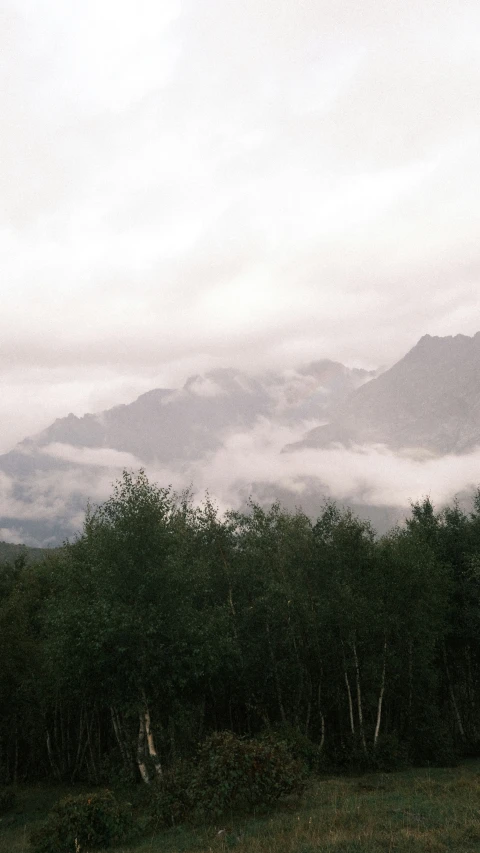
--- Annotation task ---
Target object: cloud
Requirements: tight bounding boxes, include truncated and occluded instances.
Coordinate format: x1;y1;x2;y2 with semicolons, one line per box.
187;377;226;398
0;0;479;454
145;420;480;515
0;527;25;545
0;470;69;523
40;443;143;469
3;414;480;546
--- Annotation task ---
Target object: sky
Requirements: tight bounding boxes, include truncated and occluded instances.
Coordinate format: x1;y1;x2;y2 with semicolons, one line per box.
1;0;480;454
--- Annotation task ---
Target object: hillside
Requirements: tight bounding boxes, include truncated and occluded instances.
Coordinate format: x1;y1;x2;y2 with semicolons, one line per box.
0;541;50;564
290;333;480;454
3;332;480;548
0;361;373;546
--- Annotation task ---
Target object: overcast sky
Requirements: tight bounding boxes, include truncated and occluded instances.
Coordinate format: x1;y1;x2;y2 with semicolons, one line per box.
1;0;479;453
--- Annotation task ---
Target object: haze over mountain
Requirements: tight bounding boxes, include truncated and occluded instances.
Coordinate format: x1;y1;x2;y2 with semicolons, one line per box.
2;332;480;548
1;0;479;464
291;333;480;455
0;360;374;546
19;361;373;464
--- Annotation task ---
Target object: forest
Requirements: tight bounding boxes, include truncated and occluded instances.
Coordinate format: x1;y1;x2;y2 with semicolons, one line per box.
2;469;480;787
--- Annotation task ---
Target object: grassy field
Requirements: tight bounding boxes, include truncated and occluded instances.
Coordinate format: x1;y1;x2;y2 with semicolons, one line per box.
3;761;480;853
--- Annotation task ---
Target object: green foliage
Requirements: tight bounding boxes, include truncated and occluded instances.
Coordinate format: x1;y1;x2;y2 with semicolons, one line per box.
146;733;306;827
5;471;480;785
260;726;323;771
146;761;194;827
188;731;306;818
0;787;15;813
29;790;137;853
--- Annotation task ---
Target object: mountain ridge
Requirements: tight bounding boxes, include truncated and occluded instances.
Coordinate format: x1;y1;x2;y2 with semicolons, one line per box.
0;359;375;546
289;332;480;455
2;333;480;547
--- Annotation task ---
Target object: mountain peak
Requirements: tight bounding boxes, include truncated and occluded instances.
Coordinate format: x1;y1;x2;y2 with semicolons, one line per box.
2;334;479;547
414;331;480;348
0;358;369;546
291;331;480;455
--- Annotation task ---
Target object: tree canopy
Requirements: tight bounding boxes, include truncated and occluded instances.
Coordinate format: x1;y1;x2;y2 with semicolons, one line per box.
2;471;480;783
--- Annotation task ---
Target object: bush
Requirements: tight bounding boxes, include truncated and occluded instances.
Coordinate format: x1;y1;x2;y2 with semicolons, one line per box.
147;761;193;828
145;732;307;827
0;787;15;813
261;725;323;770
188;731;306;819
30;790;137;853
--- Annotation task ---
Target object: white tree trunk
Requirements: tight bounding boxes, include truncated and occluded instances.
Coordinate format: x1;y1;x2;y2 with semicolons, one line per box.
352;639;367;753
144;707;163;779
373;638;387;749
137;713;151;784
344;670;355;735
341;643;355;735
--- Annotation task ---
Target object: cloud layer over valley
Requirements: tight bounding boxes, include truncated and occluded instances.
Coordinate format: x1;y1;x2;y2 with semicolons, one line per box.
2;332;480;546
3;399;480;546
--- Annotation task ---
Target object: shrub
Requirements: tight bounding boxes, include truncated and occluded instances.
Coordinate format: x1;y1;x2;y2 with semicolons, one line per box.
188;731;306;819
145;732;307;827
261;725;323;770
0;787;15;814
146;761;194;828
30;790;137;853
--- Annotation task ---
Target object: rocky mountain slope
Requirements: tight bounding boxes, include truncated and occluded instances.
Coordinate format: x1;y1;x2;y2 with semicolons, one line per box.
290;334;480;455
0;361;373;546
3;332;480;548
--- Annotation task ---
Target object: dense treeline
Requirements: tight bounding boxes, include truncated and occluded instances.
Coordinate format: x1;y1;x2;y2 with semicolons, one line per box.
2;470;480;784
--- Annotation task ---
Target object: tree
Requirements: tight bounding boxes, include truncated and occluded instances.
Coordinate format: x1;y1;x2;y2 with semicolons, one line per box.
45;471;206;782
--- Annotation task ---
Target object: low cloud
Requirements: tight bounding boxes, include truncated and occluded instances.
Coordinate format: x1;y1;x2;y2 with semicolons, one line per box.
41;443;143;469
187;377;226;398
3;418;480;546
0;527;25;545
148;420;480;516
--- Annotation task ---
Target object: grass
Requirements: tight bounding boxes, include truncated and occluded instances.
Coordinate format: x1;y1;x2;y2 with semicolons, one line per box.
3;762;480;853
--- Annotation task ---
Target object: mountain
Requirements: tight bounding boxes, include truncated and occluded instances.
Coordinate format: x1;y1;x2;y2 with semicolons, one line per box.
0;361;374;546
290;333;480;455
3;332;480;549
